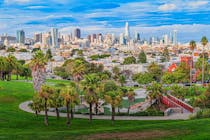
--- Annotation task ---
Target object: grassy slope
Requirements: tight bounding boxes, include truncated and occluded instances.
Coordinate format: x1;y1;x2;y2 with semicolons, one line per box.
0;81;210;140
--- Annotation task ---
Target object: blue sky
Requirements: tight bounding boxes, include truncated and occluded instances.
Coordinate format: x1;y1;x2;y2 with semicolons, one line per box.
0;0;210;42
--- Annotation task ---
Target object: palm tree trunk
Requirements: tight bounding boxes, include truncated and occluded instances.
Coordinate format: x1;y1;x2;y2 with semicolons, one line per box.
190;52;192;86
55;108;59;119
112;106;115;125
202;47;205;86
70;107;74;119
89;103;92;122
16;74;19;80
66;102;71;127
127;102;130;114
35;110;38;117
95;102;98;115
44;98;48;126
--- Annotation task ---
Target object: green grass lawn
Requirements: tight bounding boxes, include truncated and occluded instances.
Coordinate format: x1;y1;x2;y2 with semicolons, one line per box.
0;80;210;140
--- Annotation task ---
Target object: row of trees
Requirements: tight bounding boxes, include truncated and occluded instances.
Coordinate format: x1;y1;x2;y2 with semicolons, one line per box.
31;79;135;126
0;55;31;81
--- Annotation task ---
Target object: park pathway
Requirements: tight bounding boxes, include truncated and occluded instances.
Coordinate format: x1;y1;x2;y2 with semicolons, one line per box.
19;101;192;120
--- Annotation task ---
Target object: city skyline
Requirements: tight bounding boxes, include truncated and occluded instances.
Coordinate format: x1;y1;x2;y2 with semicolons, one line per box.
0;0;210;42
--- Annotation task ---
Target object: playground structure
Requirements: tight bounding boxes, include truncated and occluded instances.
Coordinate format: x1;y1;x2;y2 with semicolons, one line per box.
161;94;194;113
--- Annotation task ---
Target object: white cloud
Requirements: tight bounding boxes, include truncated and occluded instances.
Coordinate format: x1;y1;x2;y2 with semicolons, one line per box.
4;0;31;4
188;1;208;8
27;6;48;9
158;3;177;11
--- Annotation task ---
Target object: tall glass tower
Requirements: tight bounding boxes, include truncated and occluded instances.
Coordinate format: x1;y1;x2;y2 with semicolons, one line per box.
16;30;25;44
51;28;58;48
173;30;177;45
125;22;130;40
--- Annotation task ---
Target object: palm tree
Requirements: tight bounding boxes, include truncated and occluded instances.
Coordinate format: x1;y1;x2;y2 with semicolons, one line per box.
39;85;54;126
65;59;86;82
201;36;208;86
61;87;79;126
82;74;102;117
104;90;122;124
146;82;164;110
30;50;48;92
84;85;97;122
49;88;63;119
0;57;7;80
30;94;44;117
6;55;17;81
189;40;196;86
127;89;135;114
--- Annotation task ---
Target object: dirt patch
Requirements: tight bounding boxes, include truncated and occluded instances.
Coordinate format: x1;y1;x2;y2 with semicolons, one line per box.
77;130;181;140
0;96;17;103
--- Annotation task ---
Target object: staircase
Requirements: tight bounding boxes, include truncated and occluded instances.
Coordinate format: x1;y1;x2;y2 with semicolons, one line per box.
161;94;194;113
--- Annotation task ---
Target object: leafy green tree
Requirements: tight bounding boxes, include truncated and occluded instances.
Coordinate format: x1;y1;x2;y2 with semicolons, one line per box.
170;85;187;100
6;47;16;52
162;47;170;62
133;72;153;84
119;75;126;87
147;62;162;82
138;50;147;63
123;56;136;64
161;72;176;84
173;62;190;83
18;48;28;52
20;65;31;80
46;49;53;60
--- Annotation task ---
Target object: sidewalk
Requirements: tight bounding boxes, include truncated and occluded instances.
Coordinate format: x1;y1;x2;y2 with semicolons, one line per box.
19;101;191;120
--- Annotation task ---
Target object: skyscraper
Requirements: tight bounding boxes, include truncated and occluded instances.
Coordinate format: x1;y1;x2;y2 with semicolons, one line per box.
125;22;130;40
120;33;126;45
173;30;177;45
51;28;58;48
16;30;25;44
134;31;140;42
34;33;42;43
74;28;81;39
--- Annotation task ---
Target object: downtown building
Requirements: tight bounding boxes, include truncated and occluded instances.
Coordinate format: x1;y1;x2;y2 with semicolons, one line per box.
16;30;25;44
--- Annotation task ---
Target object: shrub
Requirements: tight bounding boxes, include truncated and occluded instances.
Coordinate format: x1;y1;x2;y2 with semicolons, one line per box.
190;109;210;119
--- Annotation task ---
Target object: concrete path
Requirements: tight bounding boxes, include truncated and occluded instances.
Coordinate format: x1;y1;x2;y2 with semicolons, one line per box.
19;101;191;120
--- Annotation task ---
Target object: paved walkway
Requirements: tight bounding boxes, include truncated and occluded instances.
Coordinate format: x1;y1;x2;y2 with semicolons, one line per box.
19;101;192;120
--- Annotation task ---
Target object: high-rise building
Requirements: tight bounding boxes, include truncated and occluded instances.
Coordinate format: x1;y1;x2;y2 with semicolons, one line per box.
74;28;81;39
173;30;177;45
125;22;130;40
34;33;42;43
16;30;25;44
91;34;97;43
42;32;51;48
134;32;140;42
51;28;58;48
163;34;169;45
120;33;126;45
